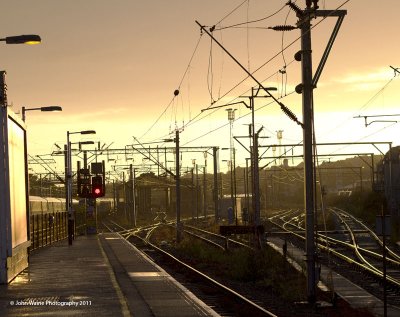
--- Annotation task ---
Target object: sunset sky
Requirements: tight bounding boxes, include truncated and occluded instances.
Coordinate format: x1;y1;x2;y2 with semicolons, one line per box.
1;0;399;175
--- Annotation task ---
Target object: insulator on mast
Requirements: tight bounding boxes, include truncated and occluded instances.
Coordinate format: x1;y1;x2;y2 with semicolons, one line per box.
269;25;297;31
286;0;303;16
279;102;303;128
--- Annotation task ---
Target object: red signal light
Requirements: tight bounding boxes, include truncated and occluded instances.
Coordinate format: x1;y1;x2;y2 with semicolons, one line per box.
91;176;104;198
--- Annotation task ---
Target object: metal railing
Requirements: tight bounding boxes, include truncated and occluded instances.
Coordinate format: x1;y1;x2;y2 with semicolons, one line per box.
30;211;68;251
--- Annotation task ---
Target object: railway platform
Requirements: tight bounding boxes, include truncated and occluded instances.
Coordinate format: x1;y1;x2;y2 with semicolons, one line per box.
268;236;400;317
0;233;219;317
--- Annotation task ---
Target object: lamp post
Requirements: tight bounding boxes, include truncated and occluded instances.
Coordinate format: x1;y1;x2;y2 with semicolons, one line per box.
191;159;196;221
22;105;62;245
22;106;62;122
222;148;237;225
22;106;62;196
226;108;237;225
66;130;96;245
0;34;41;45
0;33;41;284
203;151;208;220
130;165;137;227
247;86;277;227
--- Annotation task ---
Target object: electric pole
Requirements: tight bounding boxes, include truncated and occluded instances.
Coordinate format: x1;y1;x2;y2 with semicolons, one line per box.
175;129;182;243
299;3;316;303
197;0;346;303
271;0;346;303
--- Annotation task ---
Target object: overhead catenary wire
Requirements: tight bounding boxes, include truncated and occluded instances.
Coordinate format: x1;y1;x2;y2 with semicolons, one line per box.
196;20;303;127
190;0;350;119
207;35;215;104
178;0;351;146
139;35;203;140
142;2;297;143
185;59;297;128
356;77;396;114
183;90;297;147
269;76;398;172
214;3;287;31
279;4;293;97
214;0;250;26
150;54;298;146
246;0;251;72
320;74;398;144
142;0;351;148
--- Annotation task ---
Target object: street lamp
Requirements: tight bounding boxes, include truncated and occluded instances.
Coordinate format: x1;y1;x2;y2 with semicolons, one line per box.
23;105;61;203
226;108;237;224
66;130;96;245
22;106;62;121
222;148;237;225
0;34;41;45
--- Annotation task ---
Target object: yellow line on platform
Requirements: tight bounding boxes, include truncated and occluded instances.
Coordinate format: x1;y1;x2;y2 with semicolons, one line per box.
97;236;131;317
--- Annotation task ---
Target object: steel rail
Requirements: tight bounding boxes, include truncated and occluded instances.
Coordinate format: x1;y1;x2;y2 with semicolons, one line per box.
104;220;277;317
332;207;400;263
184;224;252;249
268;213;400;289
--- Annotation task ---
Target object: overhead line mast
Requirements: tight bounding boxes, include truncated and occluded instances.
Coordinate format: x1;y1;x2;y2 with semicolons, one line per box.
201;0;346;303
269;0;346;303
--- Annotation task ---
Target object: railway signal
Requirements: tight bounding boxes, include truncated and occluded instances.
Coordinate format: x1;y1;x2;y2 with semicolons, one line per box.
77;166;91;198
91;175;105;198
77;160;106;198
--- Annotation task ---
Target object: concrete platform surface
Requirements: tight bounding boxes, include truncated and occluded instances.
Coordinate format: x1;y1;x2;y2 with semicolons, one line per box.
0;234;219;317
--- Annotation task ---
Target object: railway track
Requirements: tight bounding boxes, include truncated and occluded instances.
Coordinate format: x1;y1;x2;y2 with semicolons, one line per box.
183;224;253;251
102;220;278;317
268;208;400;306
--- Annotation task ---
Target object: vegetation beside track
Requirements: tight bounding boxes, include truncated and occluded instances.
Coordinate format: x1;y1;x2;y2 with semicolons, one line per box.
152;225;312;302
148;224;375;316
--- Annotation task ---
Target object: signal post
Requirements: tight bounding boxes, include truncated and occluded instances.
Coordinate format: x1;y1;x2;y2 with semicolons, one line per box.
77;159;106;234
